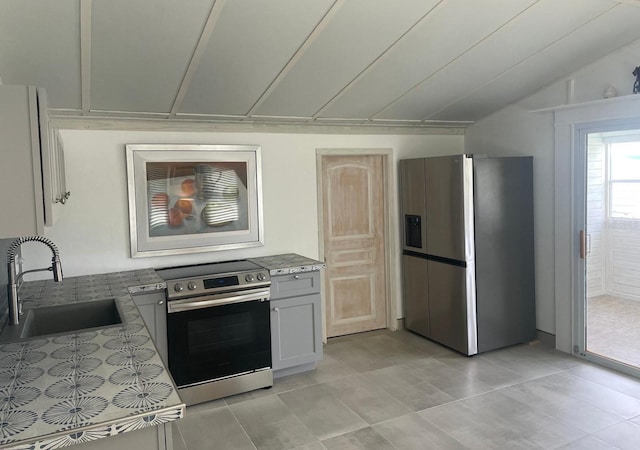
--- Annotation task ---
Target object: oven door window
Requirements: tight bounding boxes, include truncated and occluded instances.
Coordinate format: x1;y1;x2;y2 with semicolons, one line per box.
167;299;271;387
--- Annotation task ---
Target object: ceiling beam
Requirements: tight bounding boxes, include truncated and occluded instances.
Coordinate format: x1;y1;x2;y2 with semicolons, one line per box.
244;0;346;119
369;0;542;122
169;0;227;118
615;0;640;7
50;114;467;135
311;0;449;121
80;0;92;114
422;3;620;121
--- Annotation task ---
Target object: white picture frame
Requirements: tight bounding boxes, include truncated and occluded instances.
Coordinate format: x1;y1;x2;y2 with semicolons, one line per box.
125;144;264;258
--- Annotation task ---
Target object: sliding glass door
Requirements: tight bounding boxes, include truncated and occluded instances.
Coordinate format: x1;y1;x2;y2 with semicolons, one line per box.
576;120;640;376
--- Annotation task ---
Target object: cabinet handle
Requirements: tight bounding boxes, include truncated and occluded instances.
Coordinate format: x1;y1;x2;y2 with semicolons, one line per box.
158;300;164;305
293;275;300;279
272;307;279;312
55;191;71;205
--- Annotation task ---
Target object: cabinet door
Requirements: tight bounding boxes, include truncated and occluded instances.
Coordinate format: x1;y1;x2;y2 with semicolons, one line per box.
0;85;45;237
132;291;168;365
0;86;66;236
271;294;322;371
69;423;169;450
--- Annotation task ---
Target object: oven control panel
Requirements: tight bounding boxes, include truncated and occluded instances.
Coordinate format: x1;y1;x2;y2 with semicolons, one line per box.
166;270;271;300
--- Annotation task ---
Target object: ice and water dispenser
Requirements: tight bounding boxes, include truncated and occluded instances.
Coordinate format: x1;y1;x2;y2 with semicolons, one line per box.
405;215;422;249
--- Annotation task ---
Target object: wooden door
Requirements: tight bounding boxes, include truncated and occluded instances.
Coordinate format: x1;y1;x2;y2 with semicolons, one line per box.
321;155;387;337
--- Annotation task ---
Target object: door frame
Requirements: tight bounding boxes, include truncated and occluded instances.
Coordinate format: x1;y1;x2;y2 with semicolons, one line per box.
554;94;640;355
316;148;398;342
572;117;640;378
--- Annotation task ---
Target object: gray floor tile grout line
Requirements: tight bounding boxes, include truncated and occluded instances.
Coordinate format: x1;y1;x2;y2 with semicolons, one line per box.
175;329;640;449
228;407;258;450
566;364;640;400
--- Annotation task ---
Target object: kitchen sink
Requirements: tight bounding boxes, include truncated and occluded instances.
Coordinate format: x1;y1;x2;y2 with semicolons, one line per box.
0;298;124;342
21;298;123;339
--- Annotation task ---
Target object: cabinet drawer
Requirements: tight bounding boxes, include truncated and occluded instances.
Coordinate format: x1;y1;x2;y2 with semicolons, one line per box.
270;271;321;300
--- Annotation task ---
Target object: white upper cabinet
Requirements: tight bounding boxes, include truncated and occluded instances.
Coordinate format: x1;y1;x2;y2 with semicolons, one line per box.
0;85;68;238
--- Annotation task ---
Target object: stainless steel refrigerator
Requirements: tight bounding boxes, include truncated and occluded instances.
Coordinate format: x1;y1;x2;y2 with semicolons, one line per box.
400;154;535;355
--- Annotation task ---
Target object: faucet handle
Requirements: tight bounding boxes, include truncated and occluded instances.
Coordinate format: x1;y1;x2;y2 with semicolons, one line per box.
52;257;63;282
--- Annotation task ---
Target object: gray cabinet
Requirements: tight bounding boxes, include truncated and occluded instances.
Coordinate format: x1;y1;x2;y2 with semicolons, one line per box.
70;423;172;450
0;85;68;238
132;290;168;366
270;272;323;377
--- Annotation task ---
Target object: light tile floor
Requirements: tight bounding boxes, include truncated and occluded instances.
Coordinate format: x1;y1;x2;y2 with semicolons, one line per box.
172;329;640;449
587;295;640;369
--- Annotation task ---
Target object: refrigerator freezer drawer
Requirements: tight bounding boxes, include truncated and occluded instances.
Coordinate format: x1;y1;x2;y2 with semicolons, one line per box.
402;255;430;338
428;261;477;355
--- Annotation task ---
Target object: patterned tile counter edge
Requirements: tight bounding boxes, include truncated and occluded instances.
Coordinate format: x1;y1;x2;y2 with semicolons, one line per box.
0;269;185;450
4;406;183;450
248;253;326;275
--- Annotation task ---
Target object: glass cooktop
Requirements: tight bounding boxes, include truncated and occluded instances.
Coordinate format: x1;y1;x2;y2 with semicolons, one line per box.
155;260;263;280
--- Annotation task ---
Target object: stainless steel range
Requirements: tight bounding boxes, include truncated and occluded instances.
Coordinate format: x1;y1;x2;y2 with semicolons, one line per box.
156;260;272;406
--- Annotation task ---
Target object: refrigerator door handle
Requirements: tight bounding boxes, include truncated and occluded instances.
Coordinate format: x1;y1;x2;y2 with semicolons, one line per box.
579;230;586;259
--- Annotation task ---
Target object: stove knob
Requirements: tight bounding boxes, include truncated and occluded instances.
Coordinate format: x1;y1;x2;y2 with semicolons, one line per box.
257;272;266;281
245;274;255;282
187;281;197;290
174;283;184;292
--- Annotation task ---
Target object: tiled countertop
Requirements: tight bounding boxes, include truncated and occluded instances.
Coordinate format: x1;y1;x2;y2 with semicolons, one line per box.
248;253;326;275
0;269;184;450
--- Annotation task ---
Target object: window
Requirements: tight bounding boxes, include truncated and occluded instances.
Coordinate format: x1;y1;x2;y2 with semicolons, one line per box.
609;141;640;219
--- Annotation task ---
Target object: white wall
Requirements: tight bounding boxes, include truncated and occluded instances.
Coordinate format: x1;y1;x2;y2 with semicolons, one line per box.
465;39;640;346
520;40;640;111
25;128;463;319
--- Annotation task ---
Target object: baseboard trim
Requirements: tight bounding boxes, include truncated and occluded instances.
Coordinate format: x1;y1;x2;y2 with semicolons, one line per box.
273;362;317;379
395;319;555;348
535;329;556;347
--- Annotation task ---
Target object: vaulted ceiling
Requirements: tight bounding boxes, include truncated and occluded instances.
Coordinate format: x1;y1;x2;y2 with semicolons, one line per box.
2;0;640;128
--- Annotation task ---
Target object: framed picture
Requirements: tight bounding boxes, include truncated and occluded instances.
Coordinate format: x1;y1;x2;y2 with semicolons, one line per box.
125;144;264;257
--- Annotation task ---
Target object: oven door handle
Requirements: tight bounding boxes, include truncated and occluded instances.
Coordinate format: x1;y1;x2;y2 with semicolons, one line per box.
167;288;271;313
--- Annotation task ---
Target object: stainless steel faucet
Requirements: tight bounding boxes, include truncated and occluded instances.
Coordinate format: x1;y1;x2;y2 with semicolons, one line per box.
6;236;63;325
